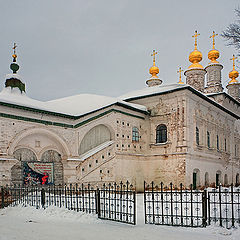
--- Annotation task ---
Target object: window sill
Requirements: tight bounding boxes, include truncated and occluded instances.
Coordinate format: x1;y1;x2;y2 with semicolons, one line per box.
150;142;170;147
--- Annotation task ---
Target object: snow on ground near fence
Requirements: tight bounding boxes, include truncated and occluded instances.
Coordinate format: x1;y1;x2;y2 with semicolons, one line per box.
0;195;240;240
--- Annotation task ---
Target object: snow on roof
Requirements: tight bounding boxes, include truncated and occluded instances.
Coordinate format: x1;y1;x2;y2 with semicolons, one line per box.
0;87;147;117
0;87;48;110
46;94;147;116
119;83;188;100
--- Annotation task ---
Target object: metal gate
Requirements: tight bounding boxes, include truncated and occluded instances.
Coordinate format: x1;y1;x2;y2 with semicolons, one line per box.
97;181;136;225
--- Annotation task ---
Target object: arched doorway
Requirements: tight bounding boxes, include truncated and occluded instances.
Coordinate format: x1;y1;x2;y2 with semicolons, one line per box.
12;148;37;185
41;150;63;185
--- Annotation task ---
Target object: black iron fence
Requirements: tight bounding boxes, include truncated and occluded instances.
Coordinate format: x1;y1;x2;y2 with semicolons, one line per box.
144;181;240;228
97;181;136;225
208;185;240;228
0;181;136;225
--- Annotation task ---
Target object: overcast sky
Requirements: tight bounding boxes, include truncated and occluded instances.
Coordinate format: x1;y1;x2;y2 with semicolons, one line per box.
0;0;239;101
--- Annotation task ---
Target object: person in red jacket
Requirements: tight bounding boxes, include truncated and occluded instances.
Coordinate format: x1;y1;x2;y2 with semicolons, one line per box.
42;172;48;185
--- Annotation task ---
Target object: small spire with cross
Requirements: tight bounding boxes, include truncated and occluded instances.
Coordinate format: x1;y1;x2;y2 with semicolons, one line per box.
151;49;157;66
12;43;17;62
210;31;218;49
192;30;200;50
177;67;184;84
230;54;237;70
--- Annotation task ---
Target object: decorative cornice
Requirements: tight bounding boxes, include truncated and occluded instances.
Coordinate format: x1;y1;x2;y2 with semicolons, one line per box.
0;108;145;129
124;86;240;119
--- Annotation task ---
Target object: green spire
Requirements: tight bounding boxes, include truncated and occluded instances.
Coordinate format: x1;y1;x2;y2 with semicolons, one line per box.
10;43;20;73
5;43;25;92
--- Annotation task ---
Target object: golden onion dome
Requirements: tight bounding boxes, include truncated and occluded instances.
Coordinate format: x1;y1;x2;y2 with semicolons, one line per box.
188;49;203;69
228;55;239;84
208;49;219;63
229;70;239;83
149;65;159;78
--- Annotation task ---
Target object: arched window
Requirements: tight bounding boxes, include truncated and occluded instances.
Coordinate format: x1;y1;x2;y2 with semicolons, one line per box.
193;168;200;190
196;127;199;145
207;131;210;148
205;172;209;187
132;127;139;142
79;125;111;155
156;124;167;143
236;173;240;186
224;174;228;186
216;170;221;186
217;135;219;151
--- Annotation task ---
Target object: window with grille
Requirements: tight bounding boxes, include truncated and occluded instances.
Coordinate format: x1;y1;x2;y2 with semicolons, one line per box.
156;124;167;143
132;127;139;142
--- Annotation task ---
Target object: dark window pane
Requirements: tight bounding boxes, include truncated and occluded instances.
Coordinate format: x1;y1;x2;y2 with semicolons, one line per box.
156;124;167;143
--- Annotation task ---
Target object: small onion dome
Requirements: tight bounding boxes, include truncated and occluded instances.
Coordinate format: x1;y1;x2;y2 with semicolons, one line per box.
229;69;239;84
208;49;220;63
149;65;159;78
188;49;203;69
10;62;19;74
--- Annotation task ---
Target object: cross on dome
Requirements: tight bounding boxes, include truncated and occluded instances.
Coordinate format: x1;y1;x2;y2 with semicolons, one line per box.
192;30;200;50
231;54;237;70
12;43;17;62
210;31;218;49
151;50;157;65
177;67;184;84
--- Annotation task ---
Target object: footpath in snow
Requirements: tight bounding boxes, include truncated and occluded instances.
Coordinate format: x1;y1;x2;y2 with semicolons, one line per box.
0;194;239;240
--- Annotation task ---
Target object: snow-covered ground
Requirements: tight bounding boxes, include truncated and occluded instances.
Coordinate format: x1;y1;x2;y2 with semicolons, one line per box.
0;195;239;240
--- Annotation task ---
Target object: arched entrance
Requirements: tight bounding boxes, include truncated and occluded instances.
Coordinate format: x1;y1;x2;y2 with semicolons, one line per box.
11;148;63;186
41;150;63;185
12;148;37;185
9;127;69;185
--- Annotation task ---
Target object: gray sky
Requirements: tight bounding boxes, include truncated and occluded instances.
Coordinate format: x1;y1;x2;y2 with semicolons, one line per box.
0;0;239;101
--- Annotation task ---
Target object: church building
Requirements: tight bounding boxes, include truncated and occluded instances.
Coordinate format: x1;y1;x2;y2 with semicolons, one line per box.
0;31;240;191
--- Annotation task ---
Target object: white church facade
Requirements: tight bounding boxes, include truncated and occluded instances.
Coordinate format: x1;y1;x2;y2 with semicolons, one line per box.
0;32;240;191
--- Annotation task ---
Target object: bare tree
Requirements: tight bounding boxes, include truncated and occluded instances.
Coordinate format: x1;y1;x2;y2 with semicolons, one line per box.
222;9;240;55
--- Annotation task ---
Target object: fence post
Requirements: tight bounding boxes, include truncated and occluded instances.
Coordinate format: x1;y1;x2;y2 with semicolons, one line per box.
1;186;4;208
143;181;147;224
170;182;173;225
151;181;155;224
180;183;183;226
97;188;101;218
202;189;207;227
133;188;136;225
219;184;222;227
231;184;234;228
41;188;45;208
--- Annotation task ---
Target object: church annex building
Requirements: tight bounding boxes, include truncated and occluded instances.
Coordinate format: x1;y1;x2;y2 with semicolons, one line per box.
0;32;240;191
